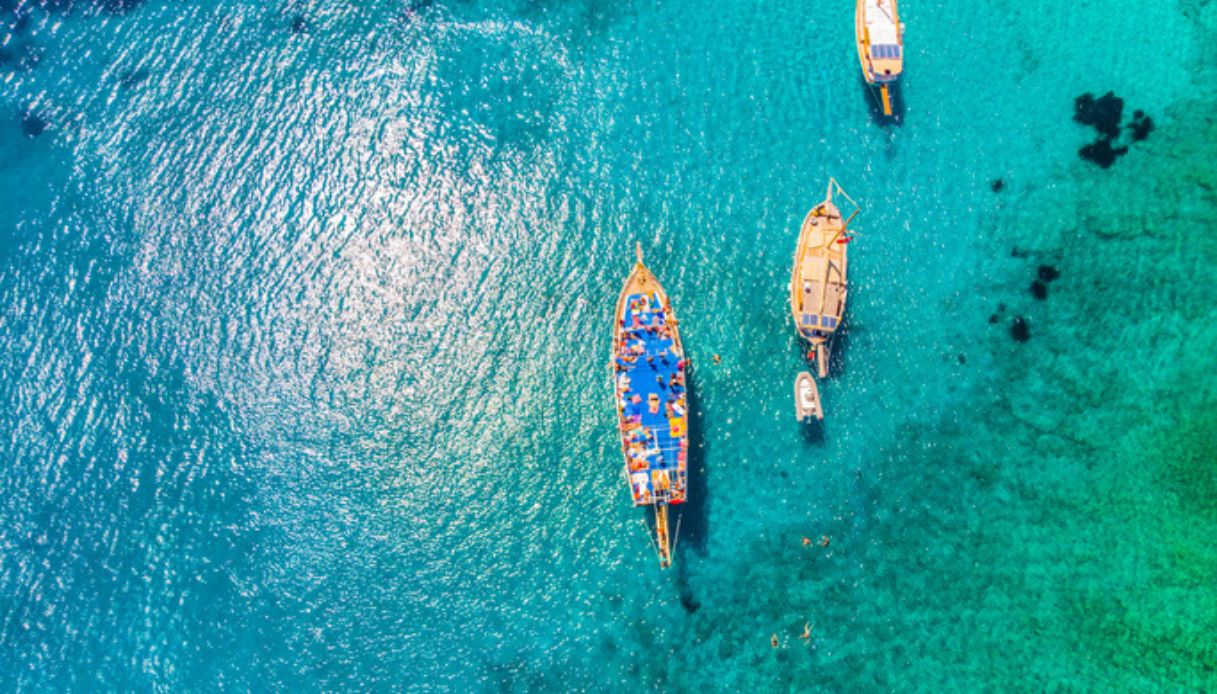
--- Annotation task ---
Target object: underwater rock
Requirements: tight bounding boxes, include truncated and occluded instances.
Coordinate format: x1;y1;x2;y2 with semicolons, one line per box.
1079;138;1128;169
991;179;1004;193
1074;91;1123;139
1010;316;1030;343
1030;280;1048;300
21;110;47;138
957;353;967;365
1128;110;1154;142
1037;264;1060;282
289;14;309;34
679;593;701;613
4;43;42;71
8;12;31;35
1073;92;1153;168
988;313;999;324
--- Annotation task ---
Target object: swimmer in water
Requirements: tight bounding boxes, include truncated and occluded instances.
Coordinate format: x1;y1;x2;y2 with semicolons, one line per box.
800;622;811;641
802;537;812;547
770;633;779;648
712;354;722;365
819;535;830;547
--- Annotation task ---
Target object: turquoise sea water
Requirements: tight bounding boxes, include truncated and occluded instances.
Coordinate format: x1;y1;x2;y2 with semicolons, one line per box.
2;0;1215;690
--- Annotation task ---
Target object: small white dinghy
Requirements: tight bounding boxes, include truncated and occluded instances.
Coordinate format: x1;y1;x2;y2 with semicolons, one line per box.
794;371;823;422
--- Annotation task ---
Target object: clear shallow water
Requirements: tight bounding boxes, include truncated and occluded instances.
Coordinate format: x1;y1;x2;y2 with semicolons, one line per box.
1;0;1215;690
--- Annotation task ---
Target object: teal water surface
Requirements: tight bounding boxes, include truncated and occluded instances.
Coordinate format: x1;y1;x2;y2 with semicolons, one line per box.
2;0;1215;690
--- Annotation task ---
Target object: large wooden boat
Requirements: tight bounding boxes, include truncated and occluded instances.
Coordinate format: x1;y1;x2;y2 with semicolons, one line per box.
790;179;859;378
611;244;688;569
855;0;904;116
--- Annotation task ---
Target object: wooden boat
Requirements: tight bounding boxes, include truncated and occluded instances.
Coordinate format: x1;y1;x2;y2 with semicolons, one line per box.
611;243;688;569
855;0;904;116
790;179;859;378
794;371;823;422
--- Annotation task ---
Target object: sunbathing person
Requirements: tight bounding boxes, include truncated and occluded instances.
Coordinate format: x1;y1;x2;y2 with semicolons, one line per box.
647;394;661;414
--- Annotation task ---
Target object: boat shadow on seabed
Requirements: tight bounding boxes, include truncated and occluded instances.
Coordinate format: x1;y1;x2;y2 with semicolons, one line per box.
671;375;709;612
861;77;905;127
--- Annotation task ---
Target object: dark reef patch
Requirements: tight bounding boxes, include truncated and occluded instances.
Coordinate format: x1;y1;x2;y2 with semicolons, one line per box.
1037;264;1060;282
1030;280;1048;300
988;313;999;324
1079;138;1128;169
406;0;435;15
1074;91;1123;138
1128;110;1154;142
8;10;30;34
679;591;701;614
1010;316;1030;343
392;0;435;26
1;43;42;72
289;14;309;34
117;68;150;88
1073;91;1152;168
991;178;1005;193
20;109;47;138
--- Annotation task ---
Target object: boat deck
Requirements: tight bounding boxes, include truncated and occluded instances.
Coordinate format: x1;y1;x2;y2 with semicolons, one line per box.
792;201;849;343
864;0;899;45
614;291;688;506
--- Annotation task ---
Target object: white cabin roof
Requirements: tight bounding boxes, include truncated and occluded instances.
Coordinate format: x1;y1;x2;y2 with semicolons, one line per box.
864;0;899;45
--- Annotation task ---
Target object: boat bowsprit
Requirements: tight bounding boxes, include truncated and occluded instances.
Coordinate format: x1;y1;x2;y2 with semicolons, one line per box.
611;243;689;569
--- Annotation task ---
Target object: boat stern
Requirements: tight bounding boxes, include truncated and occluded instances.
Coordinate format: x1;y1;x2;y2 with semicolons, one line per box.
866;47;903;85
